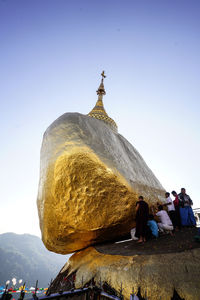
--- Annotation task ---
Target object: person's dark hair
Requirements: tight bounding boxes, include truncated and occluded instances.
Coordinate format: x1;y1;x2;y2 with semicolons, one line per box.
158;205;163;211
139;196;144;200
171;190;177;195
165;192;170;197
181;188;185;191
149;214;154;220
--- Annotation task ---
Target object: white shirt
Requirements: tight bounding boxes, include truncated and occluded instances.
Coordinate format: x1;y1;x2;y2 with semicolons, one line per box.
156;210;172;225
166;196;175;211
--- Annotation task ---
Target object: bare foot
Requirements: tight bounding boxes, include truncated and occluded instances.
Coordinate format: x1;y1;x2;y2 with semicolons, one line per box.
137;239;143;243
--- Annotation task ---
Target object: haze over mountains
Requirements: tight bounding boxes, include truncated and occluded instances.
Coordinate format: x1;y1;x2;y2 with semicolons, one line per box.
0;233;70;287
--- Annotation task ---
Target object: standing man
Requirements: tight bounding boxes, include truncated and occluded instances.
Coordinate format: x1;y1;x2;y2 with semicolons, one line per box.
163;192;177;230
135;196;149;243
178;188;196;227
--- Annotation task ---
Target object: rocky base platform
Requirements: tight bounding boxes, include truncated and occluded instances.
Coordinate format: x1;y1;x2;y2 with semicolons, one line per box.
48;228;200;300
96;227;200;256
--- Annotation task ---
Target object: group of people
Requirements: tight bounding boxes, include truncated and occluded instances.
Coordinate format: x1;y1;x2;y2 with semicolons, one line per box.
132;188;196;243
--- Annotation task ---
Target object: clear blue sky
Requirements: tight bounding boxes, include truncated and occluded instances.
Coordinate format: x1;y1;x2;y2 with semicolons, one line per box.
0;0;200;236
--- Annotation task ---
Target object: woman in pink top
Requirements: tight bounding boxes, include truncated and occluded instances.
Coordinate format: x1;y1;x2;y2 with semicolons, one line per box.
156;205;174;236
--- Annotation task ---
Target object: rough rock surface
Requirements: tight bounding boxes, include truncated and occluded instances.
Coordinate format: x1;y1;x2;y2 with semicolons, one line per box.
59;247;200;300
49;228;200;300
37;113;165;254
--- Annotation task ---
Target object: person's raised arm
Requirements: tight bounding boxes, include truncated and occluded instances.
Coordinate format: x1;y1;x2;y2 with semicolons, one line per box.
136;203;139;212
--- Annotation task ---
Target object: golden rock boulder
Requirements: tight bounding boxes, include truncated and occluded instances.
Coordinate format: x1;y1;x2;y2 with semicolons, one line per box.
37;112;165;254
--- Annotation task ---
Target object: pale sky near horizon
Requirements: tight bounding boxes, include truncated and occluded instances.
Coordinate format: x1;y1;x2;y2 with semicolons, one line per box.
0;0;200;237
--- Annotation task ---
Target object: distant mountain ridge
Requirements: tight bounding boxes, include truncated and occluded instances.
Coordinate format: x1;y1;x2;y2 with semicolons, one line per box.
0;233;70;287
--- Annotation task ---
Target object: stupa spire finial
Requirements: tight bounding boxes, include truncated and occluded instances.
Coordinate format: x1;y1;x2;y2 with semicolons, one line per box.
97;71;106;97
88;71;118;132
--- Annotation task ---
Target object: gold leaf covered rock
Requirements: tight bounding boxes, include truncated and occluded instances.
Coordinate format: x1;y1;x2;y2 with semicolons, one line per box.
37;111;165;254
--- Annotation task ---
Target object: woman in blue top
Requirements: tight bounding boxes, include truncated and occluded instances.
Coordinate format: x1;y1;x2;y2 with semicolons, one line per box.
147;214;159;238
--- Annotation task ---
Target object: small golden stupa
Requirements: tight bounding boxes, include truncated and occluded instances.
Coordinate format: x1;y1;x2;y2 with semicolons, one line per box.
88;71;118;131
